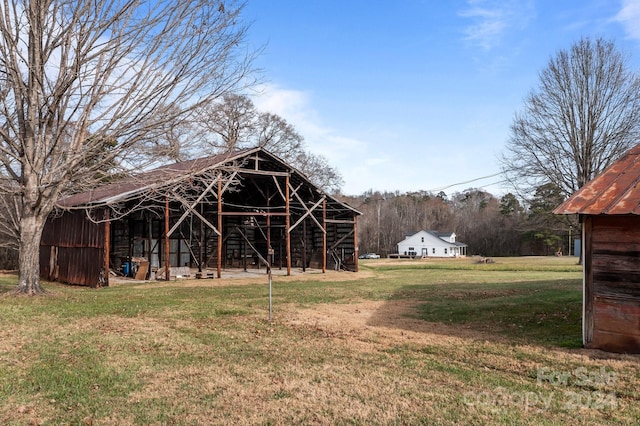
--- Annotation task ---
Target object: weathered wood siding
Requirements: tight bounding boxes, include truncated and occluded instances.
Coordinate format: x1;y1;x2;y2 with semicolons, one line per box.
585;215;640;353
40;209;106;287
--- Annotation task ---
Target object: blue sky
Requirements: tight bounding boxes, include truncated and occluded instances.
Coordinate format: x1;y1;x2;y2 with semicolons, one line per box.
243;0;640;196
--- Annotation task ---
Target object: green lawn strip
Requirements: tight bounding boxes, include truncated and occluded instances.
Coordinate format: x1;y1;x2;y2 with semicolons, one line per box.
408;279;582;347
368;256;582;274
25;333;138;419
374;262;582;273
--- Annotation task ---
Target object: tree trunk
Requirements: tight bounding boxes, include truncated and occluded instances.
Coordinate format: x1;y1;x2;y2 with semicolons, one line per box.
15;212;47;295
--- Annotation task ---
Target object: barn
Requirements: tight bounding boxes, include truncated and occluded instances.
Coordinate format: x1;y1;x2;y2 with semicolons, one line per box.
554;144;640;353
40;147;361;287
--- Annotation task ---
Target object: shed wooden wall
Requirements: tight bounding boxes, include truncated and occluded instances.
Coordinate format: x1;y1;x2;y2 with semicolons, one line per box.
584;215;640;353
40;209;107;287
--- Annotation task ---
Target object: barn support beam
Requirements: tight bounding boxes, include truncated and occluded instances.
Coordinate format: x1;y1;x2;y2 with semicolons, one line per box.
172;192;220;236
322;199;327;273
267;189;272;267
288;195;325;234
353;213;359;272
127;218;133;274
302;219;307;272
234;226;269;267
286;175;291;276
217;175;223;279
166;176;219;238
272;175;285;201
104;208;110;287
219;211;288;217
330;228;354;250
199;203;204;273
147;213;153;269
164;196;170;281
325;219;356;224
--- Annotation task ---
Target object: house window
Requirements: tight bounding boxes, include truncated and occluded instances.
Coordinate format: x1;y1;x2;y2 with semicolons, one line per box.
421;237;424;242
409;247;414;251
444;248;448;254
432;248;435;254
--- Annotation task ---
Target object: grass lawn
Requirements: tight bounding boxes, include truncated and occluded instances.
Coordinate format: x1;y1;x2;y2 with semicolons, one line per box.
0;256;638;425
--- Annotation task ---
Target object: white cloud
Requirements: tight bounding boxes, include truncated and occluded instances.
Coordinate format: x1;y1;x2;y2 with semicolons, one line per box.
252;84;313;122
614;0;640;40
252;84;329;148
250;84;509;195
364;157;388;167
459;0;534;50
251;83;376;193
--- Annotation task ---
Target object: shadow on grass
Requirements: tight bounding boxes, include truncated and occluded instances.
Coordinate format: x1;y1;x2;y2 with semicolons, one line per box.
0;272;17;294
367;278;583;349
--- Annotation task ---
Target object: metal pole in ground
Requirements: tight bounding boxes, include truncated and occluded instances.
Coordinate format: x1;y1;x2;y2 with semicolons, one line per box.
268;247;274;322
268;267;272;322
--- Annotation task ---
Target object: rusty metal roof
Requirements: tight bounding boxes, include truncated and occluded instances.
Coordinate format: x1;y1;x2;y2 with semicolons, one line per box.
57;147;361;216
58;148;257;208
554;144;640;215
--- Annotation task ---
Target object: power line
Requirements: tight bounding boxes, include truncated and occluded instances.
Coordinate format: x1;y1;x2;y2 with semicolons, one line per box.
427;172;504;192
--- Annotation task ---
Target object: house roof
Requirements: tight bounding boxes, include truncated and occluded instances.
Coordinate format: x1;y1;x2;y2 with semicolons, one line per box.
57;147;361;215
433;231;454;239
554;144;640;215
405;230;453;238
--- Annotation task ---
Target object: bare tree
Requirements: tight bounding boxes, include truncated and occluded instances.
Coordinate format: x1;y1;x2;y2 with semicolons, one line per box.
0;0;255;294
502;37;640;197
290;150;343;193
255;112;303;163
191;94;343;192
194;93;258;152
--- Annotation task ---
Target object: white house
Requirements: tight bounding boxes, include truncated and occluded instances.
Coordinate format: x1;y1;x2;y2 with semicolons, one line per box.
396;231;467;258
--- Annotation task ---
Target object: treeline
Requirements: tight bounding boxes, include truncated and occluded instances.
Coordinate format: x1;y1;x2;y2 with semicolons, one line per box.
0;183;575;271
340;183;577;257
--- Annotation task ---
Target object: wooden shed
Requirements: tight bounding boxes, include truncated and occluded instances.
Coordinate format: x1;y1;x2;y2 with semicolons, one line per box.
554;144;640;353
40;147;361;287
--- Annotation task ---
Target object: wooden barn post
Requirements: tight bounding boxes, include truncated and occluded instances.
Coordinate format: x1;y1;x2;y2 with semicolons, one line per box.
267;189;272;265
199;203;204;273
104;208;110;286
147;214;152;266
164;196;170;281
217;174;223;279
353;213;359;272
285;174;291;276
322;198;327;273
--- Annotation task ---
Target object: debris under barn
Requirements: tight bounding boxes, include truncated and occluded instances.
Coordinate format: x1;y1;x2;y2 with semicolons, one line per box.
40;148;361;287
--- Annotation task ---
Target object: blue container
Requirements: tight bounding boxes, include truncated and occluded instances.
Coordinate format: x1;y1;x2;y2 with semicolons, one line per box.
122;261;130;276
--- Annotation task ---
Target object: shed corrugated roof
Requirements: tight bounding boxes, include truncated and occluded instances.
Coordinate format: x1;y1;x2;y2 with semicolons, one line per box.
554;144;640;215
